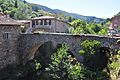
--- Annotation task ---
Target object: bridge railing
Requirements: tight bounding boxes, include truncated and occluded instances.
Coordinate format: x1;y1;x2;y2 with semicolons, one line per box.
20;32;115;38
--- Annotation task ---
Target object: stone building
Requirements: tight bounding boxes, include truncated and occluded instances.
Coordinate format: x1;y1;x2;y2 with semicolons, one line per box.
25;16;71;33
108;16;120;36
0;14;72;69
0;13;22;68
17;20;31;33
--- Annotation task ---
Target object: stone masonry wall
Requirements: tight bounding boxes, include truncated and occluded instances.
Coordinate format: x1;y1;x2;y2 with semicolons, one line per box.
19;33;119;64
0;25;21;69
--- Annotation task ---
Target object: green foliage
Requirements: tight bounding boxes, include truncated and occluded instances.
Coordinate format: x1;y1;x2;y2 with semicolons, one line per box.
80;40;102;70
98;29;108;35
107;50;120;80
70;19;109;35
70;20;86;34
35;60;41;70
46;44;86;80
79;40;109;80
79;50;85;55
0;0;32;19
109;62;120;70
81;40;101;54
70;19;86;27
67;61;85;80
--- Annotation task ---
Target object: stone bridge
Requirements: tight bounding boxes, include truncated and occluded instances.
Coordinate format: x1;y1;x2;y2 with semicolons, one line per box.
19;33;119;63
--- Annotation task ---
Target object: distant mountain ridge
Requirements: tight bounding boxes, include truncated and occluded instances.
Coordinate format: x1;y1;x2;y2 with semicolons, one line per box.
29;2;105;23
54;9;105;23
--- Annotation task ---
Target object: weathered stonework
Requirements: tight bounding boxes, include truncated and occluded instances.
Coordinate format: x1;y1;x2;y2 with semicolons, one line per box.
0;30;119;69
0;25;21;69
25;16;70;33
18;33;119;64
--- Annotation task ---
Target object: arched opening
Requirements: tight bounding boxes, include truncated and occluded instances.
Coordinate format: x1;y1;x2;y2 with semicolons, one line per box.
24;43;75;80
26;43;74;70
26;41;55;70
96;47;111;70
34;41;54;68
86;47;111;71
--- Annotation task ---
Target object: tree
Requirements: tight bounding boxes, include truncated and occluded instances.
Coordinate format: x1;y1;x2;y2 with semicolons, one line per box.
107;50;120;80
46;44;86;80
0;0;32;19
68;16;73;22
69;19;108;35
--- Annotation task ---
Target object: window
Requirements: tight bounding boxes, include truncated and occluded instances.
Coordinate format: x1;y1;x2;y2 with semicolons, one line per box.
3;33;9;39
41;20;43;25
44;20;47;25
36;20;38;25
49;20;51;25
32;20;35;27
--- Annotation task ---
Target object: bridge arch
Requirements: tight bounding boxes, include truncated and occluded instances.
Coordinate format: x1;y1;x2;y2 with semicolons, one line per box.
96;47;111;70
19;34;119;64
24;42;43;61
22;41;57;64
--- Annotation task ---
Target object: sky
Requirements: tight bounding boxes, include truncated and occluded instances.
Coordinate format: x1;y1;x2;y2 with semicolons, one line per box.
26;0;120;18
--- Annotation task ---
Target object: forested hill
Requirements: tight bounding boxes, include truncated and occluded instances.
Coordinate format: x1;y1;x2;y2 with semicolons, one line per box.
29;2;106;23
0;0;105;23
53;9;105;23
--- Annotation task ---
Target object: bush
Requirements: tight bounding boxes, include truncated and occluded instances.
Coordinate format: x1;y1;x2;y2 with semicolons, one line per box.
46;44;86;80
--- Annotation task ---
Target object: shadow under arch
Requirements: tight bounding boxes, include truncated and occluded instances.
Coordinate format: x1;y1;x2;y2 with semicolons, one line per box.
33;41;54;69
33;43;75;70
88;46;111;71
23;41;55;64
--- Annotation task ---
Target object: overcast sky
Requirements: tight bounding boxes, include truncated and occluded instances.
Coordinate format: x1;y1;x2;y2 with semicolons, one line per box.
26;0;120;18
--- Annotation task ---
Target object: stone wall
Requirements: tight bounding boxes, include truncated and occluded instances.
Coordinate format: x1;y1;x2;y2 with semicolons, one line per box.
0;30;119;69
0;25;21;69
25;19;70;33
55;20;69;33
19;33;119;64
111;16;120;28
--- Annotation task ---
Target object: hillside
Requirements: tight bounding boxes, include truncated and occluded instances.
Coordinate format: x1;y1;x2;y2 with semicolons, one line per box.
54;9;105;23
29;3;105;23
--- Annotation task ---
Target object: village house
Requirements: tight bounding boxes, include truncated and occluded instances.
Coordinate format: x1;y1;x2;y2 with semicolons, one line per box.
25;16;71;33
0;13;22;39
108;16;120;36
0;13;22;68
